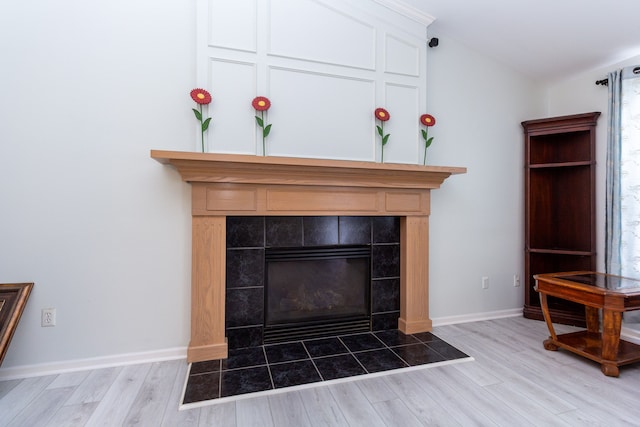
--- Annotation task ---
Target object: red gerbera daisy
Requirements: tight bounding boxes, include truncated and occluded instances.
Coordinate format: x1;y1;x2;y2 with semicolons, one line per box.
374;107;391;162
375;108;390;122
253;96;272;155
190;88;212;105
252;96;271;111
420;114;436;127
190;88;212;152
420;113;436;165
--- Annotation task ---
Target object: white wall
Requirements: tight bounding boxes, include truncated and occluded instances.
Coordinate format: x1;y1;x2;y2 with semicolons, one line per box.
0;0;544;373
0;0;195;369
425;35;544;319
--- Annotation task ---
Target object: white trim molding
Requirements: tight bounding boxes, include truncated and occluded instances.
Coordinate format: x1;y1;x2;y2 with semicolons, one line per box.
622;326;640;345
0;347;187;381
431;309;522;327
372;0;435;26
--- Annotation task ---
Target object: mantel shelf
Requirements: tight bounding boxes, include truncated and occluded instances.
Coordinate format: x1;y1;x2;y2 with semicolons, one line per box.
151;150;466;190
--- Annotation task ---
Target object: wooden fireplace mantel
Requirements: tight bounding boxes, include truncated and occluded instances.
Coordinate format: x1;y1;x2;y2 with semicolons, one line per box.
151;150;466;362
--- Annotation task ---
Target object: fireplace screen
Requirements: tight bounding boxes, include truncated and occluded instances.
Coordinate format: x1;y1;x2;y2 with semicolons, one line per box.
265;246;370;342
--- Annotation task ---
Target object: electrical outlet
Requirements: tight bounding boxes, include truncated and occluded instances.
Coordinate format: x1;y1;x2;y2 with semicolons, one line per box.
482;276;489;289
41;308;56;327
514;274;521;287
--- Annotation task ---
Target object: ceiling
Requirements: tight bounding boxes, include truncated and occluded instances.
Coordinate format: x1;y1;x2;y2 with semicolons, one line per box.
400;0;640;83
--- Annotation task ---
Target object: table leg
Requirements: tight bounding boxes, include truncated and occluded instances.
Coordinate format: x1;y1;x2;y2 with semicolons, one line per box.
601;309;622;377
585;306;600;333
539;292;558;350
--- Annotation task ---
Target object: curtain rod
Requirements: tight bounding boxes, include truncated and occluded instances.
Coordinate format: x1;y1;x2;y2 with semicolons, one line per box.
595;67;640;86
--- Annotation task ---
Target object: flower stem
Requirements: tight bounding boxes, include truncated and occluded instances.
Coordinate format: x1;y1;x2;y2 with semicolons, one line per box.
262;110;266;156
381;122;384;163
423;129;427;165
422;128;428;165
200;104;205;153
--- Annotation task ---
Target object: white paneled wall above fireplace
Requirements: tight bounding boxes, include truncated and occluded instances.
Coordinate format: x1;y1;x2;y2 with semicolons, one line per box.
197;0;432;163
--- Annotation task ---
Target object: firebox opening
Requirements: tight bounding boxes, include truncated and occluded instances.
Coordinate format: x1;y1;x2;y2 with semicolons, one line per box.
264;245;371;343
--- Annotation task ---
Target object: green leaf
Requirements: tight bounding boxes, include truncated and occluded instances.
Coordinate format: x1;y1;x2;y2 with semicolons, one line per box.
255;116;264;127
425;136;434;148
421;129;428;140
376;125;383;137
382;134;390;145
192;108;202;121
263;124;272;137
202;117;212;132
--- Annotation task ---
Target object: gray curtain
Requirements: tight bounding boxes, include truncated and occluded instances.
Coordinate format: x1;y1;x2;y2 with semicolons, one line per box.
605;69;622;275
605;66;640;277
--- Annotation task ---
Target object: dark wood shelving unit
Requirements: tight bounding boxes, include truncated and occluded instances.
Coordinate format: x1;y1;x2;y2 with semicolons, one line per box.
522;112;600;326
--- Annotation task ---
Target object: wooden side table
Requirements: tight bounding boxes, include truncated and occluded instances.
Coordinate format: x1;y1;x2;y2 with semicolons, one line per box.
534;271;640;377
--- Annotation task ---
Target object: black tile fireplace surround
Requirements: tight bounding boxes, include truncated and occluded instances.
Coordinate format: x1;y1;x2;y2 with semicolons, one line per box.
225;216;401;350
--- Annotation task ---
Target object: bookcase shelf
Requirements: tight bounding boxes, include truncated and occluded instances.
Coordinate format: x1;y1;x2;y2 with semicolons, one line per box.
522;112;600;326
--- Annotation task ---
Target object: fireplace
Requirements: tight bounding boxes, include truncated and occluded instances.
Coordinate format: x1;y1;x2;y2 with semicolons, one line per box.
225;215;401;349
264;245;371;342
150;150;465;362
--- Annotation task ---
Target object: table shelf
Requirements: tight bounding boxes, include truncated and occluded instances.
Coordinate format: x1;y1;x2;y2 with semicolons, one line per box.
548;331;640;366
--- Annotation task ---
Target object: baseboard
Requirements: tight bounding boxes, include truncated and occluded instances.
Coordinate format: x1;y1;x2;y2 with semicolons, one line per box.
0;347;187;381
431;308;522;327
432;309;640;345
0;308;534;381
621;326;640;345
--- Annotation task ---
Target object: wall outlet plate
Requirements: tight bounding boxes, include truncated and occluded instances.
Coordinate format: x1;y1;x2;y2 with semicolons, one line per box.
41;308;56;327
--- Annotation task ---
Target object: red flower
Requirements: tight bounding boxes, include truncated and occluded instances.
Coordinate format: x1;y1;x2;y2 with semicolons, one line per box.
252;96;271;111
253;96;272;155
375;108;390;122
420;114;436;127
374;108;391;162
190;88;212;105
420;113;436;165
190;88;212;152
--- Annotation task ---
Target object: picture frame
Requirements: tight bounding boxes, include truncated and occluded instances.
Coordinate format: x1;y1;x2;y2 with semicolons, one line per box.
0;283;33;366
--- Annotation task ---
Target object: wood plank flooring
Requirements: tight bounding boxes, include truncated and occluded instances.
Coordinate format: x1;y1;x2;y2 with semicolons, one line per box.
2;316;640;426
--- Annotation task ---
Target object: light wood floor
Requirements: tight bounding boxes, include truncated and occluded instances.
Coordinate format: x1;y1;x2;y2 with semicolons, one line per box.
2;316;639;426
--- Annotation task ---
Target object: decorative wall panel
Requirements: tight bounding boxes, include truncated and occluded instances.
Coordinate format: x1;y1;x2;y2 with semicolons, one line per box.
208;0;257;52
269;67;375;160
207;59;257;154
385;83;420;163
269;0;375;70
198;0;429;162
385;34;420;77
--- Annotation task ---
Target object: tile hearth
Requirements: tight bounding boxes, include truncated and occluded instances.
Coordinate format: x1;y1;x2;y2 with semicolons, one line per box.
182;329;469;406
